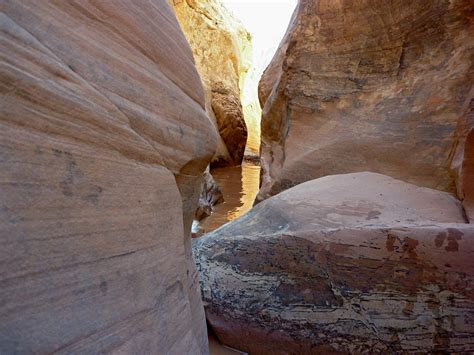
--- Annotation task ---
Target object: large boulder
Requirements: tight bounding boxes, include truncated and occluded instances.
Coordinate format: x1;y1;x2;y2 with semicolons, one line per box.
257;0;474;206
0;1;217;353
194;172;474;353
173;0;251;166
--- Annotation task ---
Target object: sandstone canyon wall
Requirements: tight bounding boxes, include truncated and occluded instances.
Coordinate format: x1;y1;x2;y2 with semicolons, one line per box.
194;172;474;353
0;1;216;353
173;0;251;166
257;0;474;210
191;2;474;352
452;91;474;222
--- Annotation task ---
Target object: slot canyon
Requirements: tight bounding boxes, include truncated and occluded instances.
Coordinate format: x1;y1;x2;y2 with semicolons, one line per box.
0;1;473;354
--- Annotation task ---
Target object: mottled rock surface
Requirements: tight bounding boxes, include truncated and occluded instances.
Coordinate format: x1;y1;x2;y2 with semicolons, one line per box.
173;0;251;166
0;1;217;353
257;0;474;205
196;168;224;221
194;172;474;354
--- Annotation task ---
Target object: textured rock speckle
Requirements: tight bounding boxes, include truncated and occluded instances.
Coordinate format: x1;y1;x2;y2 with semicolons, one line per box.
194;173;474;354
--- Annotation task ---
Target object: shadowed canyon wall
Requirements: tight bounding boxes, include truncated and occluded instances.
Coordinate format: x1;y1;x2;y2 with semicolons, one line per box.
173;0;251;166
0;1;216;353
257;0;474;213
452;91;474;222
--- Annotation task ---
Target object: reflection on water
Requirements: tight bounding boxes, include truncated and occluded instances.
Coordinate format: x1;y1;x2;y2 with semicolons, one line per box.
199;162;261;233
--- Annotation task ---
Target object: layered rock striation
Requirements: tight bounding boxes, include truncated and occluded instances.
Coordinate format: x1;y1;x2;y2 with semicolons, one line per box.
173;0;251;166
0;1;216;353
257;0;474;209
194;172;474;353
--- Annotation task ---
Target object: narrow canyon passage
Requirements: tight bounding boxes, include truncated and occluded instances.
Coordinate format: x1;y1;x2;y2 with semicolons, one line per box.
192;0;297;234
228;0;298;159
2;1;472;354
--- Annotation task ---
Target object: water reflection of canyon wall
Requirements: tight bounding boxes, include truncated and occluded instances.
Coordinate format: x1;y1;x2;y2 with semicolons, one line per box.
199;163;261;233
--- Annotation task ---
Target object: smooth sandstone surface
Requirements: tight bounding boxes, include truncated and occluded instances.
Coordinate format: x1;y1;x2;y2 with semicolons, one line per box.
1;1;216;353
194;172;474;353
257;0;474;205
173;0;251;165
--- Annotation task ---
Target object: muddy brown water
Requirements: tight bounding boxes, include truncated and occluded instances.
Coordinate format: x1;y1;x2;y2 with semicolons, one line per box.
198;161;261;234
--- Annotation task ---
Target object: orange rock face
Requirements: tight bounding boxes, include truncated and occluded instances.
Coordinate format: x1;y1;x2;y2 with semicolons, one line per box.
194;173;474;353
0;1;216;353
172;0;251;166
257;0;474;208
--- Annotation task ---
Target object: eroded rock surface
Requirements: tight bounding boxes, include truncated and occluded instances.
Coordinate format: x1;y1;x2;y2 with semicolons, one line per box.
196;168;224;221
194;172;474;354
173;0;250;166
257;0;474;205
0;1;216;353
